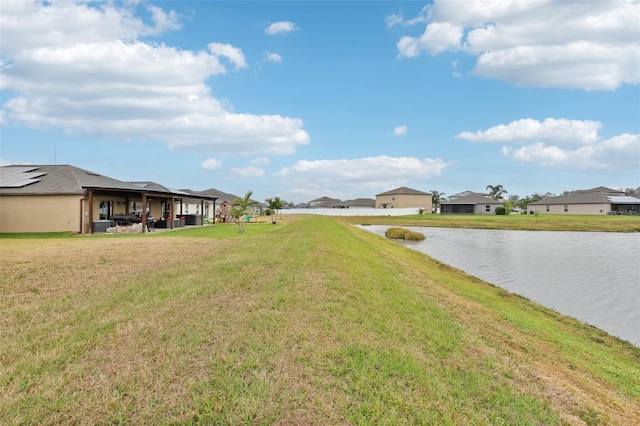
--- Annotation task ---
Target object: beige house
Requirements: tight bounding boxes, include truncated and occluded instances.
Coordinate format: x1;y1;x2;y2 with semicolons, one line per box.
375;187;432;210
440;192;503;215
527;187;640;215
0;165;217;233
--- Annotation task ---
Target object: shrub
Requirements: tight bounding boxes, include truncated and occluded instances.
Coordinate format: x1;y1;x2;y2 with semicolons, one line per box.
495;206;507;215
385;227;407;239
404;231;426;241
385;227;425;241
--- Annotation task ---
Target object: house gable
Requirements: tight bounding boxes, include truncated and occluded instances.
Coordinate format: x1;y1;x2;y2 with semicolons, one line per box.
376;186;431;197
375;187;432;209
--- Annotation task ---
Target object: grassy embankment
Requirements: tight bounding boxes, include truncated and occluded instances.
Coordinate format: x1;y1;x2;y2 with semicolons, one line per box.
339;212;640;232
1;215;639;424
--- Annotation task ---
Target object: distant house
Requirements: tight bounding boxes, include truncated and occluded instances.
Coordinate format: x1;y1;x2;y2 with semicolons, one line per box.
440;192;503;215
0;165;217;233
375;187;432;210
341;198;375;208
309;196;343;208
289;202;310;209
186;188;264;220
185;188;237;222
527;187;640;215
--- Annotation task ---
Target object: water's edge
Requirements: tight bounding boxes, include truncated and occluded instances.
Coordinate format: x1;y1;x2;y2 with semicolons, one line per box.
359;225;640;347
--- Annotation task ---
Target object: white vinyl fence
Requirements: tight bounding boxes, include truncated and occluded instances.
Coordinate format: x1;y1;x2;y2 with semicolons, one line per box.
279;207;422;216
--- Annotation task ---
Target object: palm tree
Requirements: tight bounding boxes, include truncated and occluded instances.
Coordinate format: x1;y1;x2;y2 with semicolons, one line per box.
265;196;285;223
486;184;508;200
265;197;277;223
274;196;284;220
231;191;259;233
431;190;445;213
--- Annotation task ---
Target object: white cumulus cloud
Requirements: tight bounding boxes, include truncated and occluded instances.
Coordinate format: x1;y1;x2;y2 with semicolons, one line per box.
395;0;640;90
208;42;248;70
457;118;601;146
146;5;182;34
502;133;640;169
398;22;463;57
0;1;309;156
250;157;270;166
392;125;408;136
460;118;639;170
385;7;429;29
276;156;448;190
265;21;298;35
201;158;223;170
262;51;283;64
231;166;265;178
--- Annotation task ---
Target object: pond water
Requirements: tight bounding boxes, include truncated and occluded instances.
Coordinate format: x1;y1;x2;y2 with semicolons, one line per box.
359;225;640;346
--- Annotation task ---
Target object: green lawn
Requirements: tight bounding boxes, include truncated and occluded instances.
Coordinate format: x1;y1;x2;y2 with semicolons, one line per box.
340;212;640;232
1;215;638;424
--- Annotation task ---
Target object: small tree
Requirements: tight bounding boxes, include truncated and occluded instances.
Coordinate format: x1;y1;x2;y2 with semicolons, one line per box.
274;197;284;220
229;206;246;232
231;191;258;233
265;197;278;223
265;196;285;223
503;199;514;212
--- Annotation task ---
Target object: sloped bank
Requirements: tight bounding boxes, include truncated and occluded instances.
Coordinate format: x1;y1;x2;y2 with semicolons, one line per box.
1;215;638;424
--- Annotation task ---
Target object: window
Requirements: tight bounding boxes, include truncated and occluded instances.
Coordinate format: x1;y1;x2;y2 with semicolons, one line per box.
546;205;550;212
564;205;568;212
485;205;490;212
99;201;111;220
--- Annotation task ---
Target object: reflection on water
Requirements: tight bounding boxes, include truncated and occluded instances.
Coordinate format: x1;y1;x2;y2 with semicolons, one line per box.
360;225;640;346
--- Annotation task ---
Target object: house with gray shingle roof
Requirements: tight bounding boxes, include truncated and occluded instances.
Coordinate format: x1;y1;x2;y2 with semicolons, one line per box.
0;165;217;233
375;187;432;210
181;188;237;222
440;192;503;215
182;188;264;222
309;196;343;208
342;198;375;208
527;187;640;215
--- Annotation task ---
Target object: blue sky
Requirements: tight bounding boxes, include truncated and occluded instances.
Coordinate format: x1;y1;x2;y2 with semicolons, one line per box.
1;0;639;204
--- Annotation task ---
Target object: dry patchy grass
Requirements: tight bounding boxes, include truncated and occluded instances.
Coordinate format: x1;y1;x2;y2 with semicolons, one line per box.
1;216;639;425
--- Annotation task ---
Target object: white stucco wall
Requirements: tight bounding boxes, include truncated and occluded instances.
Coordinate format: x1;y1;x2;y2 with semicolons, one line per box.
473;204;503;215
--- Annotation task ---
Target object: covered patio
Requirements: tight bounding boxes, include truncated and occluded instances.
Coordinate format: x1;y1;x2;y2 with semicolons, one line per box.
87;185;218;234
607;196;640;215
